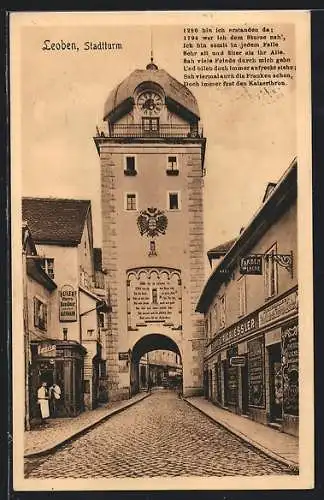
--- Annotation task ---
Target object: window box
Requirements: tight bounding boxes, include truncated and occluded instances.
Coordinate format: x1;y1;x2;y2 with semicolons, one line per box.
166;169;179;176
124;169;137;176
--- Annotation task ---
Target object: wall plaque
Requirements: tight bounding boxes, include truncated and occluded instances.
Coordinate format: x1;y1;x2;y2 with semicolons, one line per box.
127;267;181;330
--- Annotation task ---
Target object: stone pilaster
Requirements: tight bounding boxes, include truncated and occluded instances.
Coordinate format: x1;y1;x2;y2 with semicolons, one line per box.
186;150;206;394
100;149;120;401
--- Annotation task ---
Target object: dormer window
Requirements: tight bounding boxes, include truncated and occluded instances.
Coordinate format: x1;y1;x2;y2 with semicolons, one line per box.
124;155;137;176
166;155;179;175
40;258;55;280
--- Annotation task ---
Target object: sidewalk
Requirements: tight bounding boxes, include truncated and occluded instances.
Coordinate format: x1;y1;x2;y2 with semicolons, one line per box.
25;392;149;458
184;396;299;471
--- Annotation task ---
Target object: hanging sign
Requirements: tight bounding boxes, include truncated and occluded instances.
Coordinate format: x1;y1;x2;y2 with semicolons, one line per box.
59;284;77;322
240;255;263;275
118;352;129;361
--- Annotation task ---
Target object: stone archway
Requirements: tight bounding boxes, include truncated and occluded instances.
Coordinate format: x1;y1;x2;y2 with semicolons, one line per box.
130;333;182;395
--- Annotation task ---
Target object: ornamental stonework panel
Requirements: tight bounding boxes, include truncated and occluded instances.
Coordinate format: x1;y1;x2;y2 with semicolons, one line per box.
126;267;182;330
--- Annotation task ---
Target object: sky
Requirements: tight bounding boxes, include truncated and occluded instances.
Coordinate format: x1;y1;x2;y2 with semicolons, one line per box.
16;12;298;265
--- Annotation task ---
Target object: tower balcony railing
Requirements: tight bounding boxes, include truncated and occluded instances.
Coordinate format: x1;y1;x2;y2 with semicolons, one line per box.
109;124;203;139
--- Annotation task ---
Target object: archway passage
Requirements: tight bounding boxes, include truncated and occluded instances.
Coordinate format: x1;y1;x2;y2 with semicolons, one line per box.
130;334;182;396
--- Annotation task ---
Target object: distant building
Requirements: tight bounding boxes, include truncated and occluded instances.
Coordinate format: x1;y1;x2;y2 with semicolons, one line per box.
196;159;298;436
139;350;182;390
22;197;110;417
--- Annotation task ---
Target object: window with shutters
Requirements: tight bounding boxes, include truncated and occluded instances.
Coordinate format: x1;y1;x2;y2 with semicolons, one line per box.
264;243;278;299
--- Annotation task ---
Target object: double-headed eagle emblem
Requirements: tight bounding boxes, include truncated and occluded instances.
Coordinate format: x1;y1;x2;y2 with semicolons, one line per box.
137;207;168;238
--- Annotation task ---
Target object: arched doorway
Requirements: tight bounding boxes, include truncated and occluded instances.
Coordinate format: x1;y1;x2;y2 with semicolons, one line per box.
130;334;182;396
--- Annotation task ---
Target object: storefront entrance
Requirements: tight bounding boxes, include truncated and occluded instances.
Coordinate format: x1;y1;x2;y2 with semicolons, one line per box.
268;343;283;423
30;340;86;423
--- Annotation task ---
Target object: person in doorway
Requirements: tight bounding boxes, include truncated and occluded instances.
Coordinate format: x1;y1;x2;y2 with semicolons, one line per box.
37;381;50;423
49;382;61;417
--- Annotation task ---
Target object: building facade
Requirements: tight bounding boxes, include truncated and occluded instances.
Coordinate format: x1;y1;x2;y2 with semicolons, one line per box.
22;198;109;417
22;222;58;427
139;350;183;390
94;59;207;399
196;160;298;436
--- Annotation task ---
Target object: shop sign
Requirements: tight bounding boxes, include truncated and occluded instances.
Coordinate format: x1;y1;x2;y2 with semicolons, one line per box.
118;352;129;361
282;323;299;416
59;284;77;322
247;336;265;408
38;342;56;357
240;255;263;275
227;346;238;405
230;356;246;367
211;313;258;352
259;291;298;328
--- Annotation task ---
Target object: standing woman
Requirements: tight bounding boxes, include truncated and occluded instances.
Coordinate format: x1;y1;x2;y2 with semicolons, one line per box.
37;381;50;422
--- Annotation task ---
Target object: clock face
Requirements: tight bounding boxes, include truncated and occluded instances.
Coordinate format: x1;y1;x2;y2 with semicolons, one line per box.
137;91;163;115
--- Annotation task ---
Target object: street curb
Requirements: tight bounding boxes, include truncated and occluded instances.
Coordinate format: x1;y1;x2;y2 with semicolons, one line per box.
25;393;151;459
183;398;299;473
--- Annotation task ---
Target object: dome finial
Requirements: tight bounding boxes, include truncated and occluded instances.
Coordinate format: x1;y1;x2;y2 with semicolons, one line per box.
146;30;158;70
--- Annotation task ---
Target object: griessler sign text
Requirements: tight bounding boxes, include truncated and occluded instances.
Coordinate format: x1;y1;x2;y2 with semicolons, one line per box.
211;313;258;352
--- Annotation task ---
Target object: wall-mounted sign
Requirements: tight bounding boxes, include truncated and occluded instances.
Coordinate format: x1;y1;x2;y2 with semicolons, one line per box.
248;336;265;408
118;352;129;361
240;255;263;275
38;342;56;357
59;284;77;322
259;291;298;328
226;346;238;405
210;312;258;353
230;356;246;367
282;323;299;416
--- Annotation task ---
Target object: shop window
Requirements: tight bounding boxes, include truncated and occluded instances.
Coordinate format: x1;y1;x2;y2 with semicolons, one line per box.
264;243;278;299
168;191;180;210
125;192;138;211
124;156;137;176
166;155;179;175
34;297;47;331
40;258;55;280
238;276;246;317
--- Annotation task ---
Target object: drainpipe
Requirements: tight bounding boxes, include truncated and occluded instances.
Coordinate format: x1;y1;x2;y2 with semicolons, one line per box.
23;249;30;431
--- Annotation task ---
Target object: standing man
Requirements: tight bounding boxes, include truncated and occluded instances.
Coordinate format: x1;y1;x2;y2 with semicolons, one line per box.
49;382;61;417
37;381;50;423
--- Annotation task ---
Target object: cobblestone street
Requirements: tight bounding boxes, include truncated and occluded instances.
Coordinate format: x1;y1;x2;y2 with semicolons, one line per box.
25;390;295;478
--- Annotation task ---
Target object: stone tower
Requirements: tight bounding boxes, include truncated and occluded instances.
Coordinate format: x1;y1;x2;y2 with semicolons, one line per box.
94;60;207;400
